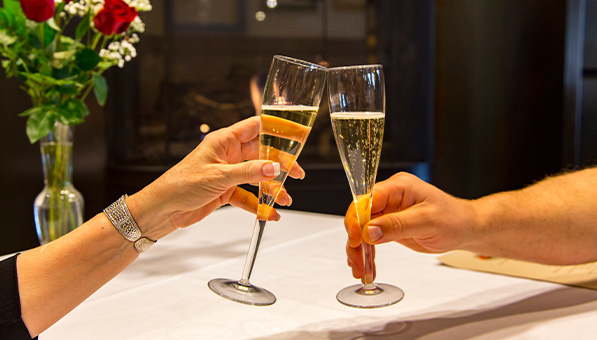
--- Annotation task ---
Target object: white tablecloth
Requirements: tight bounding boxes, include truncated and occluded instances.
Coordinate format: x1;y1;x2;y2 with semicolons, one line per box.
39;207;597;339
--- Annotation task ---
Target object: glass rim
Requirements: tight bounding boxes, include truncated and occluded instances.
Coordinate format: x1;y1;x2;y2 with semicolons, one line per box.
327;64;383;72
273;55;327;70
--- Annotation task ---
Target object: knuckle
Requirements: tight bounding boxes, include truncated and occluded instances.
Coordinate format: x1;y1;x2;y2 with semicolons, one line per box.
387;214;406;237
244;162;254;182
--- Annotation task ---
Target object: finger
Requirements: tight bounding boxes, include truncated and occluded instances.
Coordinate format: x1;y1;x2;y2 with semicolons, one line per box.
370;181;401;216
220;160;280;188
369;172;421;216
287;162;305;180
373;172;431;215
227;116;261;144
266;208;281;221
363;207;430;245
228;186;281;221
346;242;364;279
240;137;260;161
274;187;293;206
344;203;362;248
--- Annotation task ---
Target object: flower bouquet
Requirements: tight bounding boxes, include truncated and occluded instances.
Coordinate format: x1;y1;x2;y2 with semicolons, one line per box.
0;0;151;142
0;0;151;243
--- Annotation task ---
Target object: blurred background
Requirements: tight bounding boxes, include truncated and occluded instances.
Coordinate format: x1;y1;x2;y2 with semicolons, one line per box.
1;0;595;253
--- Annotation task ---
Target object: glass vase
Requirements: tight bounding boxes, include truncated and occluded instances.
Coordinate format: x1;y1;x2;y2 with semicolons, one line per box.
34;122;84;245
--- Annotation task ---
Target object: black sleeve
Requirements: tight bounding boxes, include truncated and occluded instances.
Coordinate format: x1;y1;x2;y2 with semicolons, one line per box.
0;254;35;340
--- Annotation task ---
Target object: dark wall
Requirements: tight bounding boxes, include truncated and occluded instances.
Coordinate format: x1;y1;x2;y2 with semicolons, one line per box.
433;0;567;198
0;77;42;253
582;0;597;165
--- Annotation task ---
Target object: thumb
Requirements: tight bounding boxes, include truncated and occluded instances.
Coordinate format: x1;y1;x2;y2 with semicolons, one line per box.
220;160;280;187
362;209;425;244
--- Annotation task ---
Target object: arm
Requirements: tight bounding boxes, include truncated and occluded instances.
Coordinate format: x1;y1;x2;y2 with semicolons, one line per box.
17;116;303;337
17;214;140;337
345;169;597;280
469;168;597;264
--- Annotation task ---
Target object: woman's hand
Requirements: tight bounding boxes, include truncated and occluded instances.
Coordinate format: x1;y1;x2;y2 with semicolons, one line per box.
128;116;304;239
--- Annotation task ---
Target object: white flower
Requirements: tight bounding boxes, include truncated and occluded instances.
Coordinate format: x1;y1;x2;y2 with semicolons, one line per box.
62;0;105;17
129;17;146;33
125;0;153;12
129;34;140;44
99;38;139;68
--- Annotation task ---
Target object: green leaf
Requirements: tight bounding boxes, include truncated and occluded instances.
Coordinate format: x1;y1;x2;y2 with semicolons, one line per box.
98;60;117;70
92;73;108;106
0;30;17;46
45;37;57;57
52;64;76;80
15;16;27;33
52;49;76;69
19;105;43;117
4;0;24;19
28;30;42;49
21;72;60;87
37;22;58;48
46;17;60;32
59;35;77;47
0;9;8;28
75;15;91;41
4;1;26;34
56;99;88;125
56;83;79;95
75;48;100;71
25;107;55;143
39;62;52;76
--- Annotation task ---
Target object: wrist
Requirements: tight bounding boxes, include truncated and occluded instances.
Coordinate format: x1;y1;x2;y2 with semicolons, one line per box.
462;190;522;258
458;197;493;255
103;195;157;252
124;189;179;241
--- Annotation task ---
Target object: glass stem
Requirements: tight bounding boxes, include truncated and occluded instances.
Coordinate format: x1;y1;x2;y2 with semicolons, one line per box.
239;219;267;286
353;194;376;287
362;241;376;289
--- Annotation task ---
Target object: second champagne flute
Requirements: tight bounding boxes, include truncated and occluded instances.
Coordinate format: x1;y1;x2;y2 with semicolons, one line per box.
208;55;327;306
328;64;404;308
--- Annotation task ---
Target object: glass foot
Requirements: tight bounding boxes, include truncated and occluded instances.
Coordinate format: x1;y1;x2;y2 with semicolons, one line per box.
336;283;404;308
208;278;276;306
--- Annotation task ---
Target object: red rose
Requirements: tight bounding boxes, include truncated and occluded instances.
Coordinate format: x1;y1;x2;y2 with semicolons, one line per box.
19;0;55;23
93;0;138;36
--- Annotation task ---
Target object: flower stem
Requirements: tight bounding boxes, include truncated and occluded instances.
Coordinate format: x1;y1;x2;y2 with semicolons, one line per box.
38;24;44;49
91;32;102;50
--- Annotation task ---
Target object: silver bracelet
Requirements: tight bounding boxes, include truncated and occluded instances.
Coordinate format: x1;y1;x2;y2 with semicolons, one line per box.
103;195;156;253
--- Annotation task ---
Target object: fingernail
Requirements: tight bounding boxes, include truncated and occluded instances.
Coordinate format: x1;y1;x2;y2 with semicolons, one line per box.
286;195;293;206
262;162;280;177
300;169;306;180
367;226;383;242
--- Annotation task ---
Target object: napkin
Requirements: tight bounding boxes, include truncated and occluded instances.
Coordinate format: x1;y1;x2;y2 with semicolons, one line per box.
438;250;597;290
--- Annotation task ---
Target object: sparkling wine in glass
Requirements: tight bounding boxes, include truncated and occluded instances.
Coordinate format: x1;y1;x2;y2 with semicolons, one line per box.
328;64;404;308
208;55;327;306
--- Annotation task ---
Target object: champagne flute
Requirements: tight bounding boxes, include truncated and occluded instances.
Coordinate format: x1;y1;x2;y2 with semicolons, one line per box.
328;64;404;308
208;56;327;306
